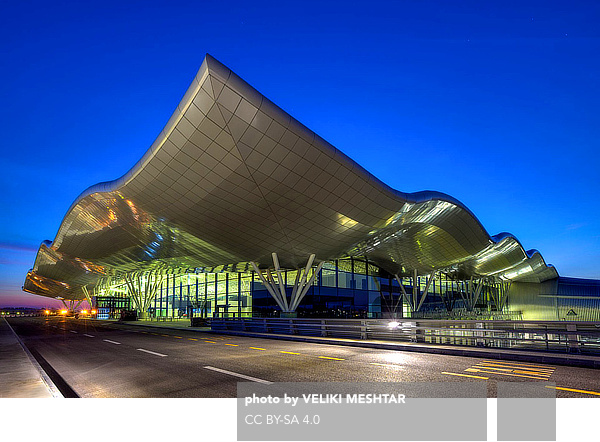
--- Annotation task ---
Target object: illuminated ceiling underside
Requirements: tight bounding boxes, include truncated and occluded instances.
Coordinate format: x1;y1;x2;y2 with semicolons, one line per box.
24;55;558;300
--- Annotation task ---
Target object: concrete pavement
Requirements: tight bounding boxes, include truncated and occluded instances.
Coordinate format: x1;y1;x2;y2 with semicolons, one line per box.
0;318;60;398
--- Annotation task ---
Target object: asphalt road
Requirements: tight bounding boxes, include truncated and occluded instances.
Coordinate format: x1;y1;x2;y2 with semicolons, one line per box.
7;316;600;398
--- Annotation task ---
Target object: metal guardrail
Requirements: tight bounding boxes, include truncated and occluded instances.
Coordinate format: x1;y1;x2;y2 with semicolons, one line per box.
210;318;600;355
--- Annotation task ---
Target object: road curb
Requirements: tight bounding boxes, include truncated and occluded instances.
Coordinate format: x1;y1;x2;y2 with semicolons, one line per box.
3;318;64;398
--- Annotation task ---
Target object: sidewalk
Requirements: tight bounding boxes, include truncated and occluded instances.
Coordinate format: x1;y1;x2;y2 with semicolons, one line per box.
117;319;600;369
0;318;60;398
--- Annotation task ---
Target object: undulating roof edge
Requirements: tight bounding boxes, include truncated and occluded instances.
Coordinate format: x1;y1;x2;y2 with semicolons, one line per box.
24;54;558;299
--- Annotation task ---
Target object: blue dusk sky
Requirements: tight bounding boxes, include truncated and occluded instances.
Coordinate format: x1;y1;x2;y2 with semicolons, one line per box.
1;1;599;307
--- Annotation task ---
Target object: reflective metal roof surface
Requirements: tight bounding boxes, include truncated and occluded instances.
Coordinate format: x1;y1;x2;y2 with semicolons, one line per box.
23;54;558;299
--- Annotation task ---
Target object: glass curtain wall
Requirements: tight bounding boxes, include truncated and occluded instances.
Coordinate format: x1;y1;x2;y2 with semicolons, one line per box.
145;257;516;319
152;272;253;319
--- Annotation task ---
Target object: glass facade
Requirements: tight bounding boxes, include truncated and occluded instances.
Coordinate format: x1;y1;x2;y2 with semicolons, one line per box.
95;295;131;319
149;272;253;319
91;259;600;321
249;258;385;318
140;257;515;319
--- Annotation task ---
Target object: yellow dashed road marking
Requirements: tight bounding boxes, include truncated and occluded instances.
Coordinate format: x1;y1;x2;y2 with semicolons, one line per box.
318;356;345;361
474;366;514;373
546;386;600;396
466;368;548;380
188;338;198;341
442;371;488;380
225;344;239;347
462;360;556;381
249;347;266;351
474;365;551;377
512;369;551;377
481;360;556;370
280;351;300;355
477;364;554;373
204;340;217;344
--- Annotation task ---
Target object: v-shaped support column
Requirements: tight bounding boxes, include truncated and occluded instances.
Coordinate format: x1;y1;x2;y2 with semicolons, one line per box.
251;253;324;313
250;259;288;312
289;255;324;312
394;271;436;313
393;274;414;312
82;285;94;310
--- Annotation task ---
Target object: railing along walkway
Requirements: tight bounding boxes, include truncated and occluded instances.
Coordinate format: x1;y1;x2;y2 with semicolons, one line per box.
211;318;600;355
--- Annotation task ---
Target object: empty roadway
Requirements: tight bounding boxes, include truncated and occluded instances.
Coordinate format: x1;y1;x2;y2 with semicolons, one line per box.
6;316;600;399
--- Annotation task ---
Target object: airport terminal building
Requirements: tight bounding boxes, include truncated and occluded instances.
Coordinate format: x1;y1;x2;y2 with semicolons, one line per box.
23;55;600;321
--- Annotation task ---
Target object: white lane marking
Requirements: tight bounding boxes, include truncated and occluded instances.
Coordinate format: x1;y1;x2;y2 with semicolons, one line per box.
70;330;78;333
203;366;273;384
83;334;94;338
137;348;168;357
103;339;121;345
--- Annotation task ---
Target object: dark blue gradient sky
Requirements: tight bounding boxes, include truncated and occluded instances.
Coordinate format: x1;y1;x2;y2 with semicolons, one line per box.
1;1;599;307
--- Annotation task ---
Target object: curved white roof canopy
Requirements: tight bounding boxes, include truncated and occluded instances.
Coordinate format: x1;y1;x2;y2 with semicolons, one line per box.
24;55;558;299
